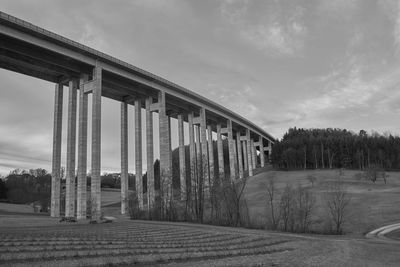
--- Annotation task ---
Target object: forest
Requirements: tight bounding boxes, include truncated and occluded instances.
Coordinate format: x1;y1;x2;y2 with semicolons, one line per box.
271;127;400;170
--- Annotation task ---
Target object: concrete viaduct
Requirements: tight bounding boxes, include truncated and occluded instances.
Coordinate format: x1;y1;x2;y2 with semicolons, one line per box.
0;11;275;220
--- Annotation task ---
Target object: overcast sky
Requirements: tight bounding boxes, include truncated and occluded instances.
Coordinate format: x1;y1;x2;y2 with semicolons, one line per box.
1;0;400;175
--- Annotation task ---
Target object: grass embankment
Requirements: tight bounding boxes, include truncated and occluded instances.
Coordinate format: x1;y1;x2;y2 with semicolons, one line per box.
244;169;400;236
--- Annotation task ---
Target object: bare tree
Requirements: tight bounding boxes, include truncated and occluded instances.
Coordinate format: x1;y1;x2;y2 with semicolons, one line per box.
279;184;296;231
219;177;248;227
325;174;351;234
296;184;315;232
264;174;279;229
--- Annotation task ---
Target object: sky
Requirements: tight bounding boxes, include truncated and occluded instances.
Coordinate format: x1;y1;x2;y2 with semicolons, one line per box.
1;0;400;175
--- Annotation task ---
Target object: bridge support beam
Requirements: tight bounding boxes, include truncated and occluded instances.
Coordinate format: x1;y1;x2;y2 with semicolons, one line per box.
242;141;248;172
246;129;253;177
146;97;154;210
251;139;256;169
227;120;236;180
216;124;225;181
159;91;172;211
91;66;102;221
120;101;128;215
178;113;186;200
195;125;202;199
207;125;215;188
51;83;63;218
236;131;244;179
135;99;143;209
188;112;196;203
77;75;88;220
65;79;77;218
259;136;265;168
200;108;209;199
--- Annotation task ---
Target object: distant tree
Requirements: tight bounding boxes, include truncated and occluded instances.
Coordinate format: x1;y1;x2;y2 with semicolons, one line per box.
0;177;7;199
272;127;400;171
5;169;51;205
101;174;115;188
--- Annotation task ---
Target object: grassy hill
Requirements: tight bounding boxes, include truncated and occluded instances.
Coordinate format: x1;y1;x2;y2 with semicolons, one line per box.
244;169;400;236
98;169;400;236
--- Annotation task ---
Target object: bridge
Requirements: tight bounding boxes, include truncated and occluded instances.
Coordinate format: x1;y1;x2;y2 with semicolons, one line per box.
0;11;274;220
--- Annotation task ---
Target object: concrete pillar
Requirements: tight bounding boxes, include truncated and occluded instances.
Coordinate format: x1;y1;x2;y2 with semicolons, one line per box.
251;139;257;169
232;130;238;178
51;83;63;218
146;97;154;210
269;141;273;159
120;101;128;215
91;66;102;220
135;99;143;209
188;112;196;201
266;140;273;162
236;131;244;179
246;129;253;177
77;75;88;220
158;91;172;205
259;136;265;168
178;114;186;200
200;108;209;198
227;120;236;180
195;125;202;191
242;140;248;171
207;125;215;188
65;79;77;218
216;124;225;181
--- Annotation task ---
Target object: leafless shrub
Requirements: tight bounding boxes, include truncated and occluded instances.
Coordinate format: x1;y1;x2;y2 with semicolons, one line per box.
307;175;316;187
364;166;388;184
128;192;145;220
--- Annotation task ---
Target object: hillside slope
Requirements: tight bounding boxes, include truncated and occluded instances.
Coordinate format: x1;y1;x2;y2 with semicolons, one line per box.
244;169;400;235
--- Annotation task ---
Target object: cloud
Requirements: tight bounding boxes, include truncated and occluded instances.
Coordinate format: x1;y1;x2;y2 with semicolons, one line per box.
295;61;400;128
240;22;305;57
317;0;360;21
220;1;307;57
394;1;400;57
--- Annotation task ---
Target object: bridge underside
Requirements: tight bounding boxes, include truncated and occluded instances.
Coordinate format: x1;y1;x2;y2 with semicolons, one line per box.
0;11;274;221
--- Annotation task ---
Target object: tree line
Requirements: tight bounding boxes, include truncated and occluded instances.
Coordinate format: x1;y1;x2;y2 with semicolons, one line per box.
271;127;400;170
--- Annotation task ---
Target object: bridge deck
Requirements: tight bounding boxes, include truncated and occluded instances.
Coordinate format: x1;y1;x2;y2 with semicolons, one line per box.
0;11;274;141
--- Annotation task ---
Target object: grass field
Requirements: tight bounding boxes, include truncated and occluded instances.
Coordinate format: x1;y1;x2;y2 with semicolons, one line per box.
1;168;400;266
244;169;400;236
86;169;400;236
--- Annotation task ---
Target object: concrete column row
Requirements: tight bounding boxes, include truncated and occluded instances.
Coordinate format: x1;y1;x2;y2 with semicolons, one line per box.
50;73;271;219
50;66;103;220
